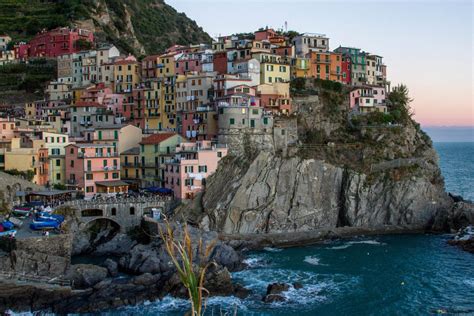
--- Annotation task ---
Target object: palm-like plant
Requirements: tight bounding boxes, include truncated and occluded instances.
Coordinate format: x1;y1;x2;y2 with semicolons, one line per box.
160;220;216;316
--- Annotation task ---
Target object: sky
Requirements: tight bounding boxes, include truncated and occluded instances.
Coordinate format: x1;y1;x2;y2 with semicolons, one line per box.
166;0;473;129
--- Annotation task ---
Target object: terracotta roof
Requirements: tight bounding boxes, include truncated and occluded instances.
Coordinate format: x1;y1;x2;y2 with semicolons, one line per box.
140;133;177;145
73;101;105;108
114;59;138;65
143;55;161;61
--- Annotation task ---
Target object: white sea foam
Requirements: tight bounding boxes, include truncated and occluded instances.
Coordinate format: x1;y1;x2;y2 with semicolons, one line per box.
464;279;474;287
327;239;385;250
349;240;385;245
304;255;322;265
243;256;267;268
264;247;283;252
328;244;352;250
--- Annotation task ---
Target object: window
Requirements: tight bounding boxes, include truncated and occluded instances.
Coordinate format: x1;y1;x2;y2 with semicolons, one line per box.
112;172;119;179
86;173;93;180
86;186;94;193
111;208;117;216
229;118;235;125
103;160;107;167
56;173;61;180
104;173;109;179
129;207;135;215
198;165;207;173
263;117;268;125
87;160;91;171
56;159;60;166
217;152;222;158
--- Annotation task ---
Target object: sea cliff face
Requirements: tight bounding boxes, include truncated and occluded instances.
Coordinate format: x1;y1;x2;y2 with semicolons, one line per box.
200;151;451;235
193;91;465;235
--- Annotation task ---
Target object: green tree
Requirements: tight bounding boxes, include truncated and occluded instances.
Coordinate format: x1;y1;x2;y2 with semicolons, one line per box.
388;84;413;123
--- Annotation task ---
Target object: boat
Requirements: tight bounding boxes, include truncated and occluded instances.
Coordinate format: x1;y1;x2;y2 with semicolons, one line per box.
29;220;60;231
36;212;64;223
12;207;32;218
1;221;14;231
0;229;16;237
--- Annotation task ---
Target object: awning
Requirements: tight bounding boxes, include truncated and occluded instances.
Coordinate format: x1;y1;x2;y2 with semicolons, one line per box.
145;187;173;194
95;180;130;187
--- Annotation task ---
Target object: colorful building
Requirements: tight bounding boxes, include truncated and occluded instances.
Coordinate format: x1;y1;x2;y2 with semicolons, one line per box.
42;131;70;185
139;133;182;188
293;33;329;57
65;143;124;197
17;27;94;59
164;140;228;200
349;86;387;113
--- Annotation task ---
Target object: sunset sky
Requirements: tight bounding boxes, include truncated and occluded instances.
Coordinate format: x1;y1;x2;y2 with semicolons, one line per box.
167;0;473;127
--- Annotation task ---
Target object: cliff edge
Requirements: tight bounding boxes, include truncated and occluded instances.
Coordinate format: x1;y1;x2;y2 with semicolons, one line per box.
182;82;471;236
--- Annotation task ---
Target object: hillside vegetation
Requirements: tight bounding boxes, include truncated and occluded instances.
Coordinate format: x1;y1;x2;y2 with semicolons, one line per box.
0;0;212;55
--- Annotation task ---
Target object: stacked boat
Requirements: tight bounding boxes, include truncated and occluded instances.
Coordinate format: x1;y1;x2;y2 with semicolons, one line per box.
29;212;65;231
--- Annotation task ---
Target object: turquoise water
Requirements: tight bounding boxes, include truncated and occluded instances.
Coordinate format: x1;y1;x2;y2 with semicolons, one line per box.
107;142;474;316
434;142;474;201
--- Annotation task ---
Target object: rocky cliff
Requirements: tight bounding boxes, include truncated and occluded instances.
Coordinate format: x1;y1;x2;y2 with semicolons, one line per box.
190;85;470;236
0;0;212;55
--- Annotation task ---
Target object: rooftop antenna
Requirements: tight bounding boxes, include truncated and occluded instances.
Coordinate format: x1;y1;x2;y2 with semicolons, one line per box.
285;21;288;32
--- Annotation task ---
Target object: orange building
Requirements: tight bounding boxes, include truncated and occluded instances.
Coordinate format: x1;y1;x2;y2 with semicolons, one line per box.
309;51;331;80
309;51;343;83
329;52;343;82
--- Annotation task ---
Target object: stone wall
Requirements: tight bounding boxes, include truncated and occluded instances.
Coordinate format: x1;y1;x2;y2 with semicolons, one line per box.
218;116;298;157
0;234;73;277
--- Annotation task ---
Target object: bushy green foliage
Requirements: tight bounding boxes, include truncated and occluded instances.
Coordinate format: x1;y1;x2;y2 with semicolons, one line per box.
4;169;35;181
388;84;413;124
366;112;395;125
291;77;307;91
53;183;67;190
0;59;56;93
0;0;212;55
314;78;342;93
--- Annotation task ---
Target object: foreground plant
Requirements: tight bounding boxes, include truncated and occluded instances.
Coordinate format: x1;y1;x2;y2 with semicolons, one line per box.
160;220;216;316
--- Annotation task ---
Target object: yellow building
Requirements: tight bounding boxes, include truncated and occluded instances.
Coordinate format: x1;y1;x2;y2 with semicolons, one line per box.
43;132;70;185
139;133;182;187
156;53;177;79
113;58;140;93
137;80;162;131
120;147;141;190
253;53;291;84
5;138;48;185
291;57;311;78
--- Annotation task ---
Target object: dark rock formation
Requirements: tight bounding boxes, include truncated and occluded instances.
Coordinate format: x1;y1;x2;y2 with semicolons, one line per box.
447;225;474;253
66;264;108;289
262;283;290;303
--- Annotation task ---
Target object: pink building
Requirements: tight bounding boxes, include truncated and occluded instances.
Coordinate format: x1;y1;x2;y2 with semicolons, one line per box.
349;86;387;113
175;53;203;75
65;143;127;197
164;141;228;200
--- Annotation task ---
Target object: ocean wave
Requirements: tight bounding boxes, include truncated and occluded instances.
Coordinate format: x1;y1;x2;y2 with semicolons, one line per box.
263;247;283;252
327;239;386;250
463;279;474;287
304;255;322;266
243;256;268;268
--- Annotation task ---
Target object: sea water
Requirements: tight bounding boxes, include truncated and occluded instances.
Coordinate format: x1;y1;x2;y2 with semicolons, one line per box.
101;142;474;315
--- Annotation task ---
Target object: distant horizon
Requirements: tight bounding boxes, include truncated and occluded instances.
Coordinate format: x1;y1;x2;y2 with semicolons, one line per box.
423;126;473;142
166;0;473;127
